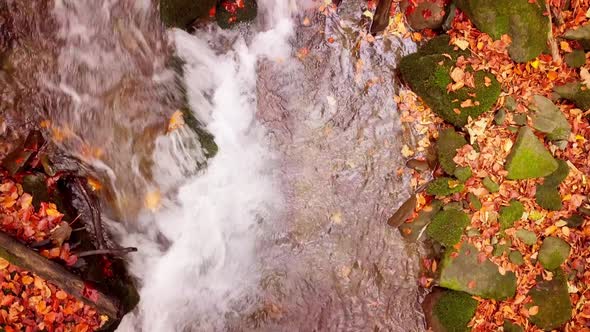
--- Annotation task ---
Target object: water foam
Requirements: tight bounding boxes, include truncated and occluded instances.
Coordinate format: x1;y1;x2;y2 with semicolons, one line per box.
117;1;296;330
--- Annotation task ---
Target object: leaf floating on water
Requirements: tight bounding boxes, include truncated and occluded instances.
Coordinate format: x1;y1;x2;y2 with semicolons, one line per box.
387;194;417;228
144;190;161;212
167;110;185;133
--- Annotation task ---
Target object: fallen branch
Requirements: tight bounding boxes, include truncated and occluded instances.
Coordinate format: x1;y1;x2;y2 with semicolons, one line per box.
0;231;120;319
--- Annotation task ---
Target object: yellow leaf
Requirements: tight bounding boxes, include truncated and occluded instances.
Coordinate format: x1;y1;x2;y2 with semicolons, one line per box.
144;190;161;212
87;177;103;191
0;258;9;269
453;39;470;51
530;59;540;69
22;275;34;285
362;10;374;19
46;208;62;218
167;110;185;133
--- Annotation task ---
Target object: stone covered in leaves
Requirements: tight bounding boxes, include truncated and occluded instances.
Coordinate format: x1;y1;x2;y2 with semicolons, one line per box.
216;0;258;29
426;209;471;246
505;127;558;179
437;128;467;175
554;82;590;111
401;0;449;31
538;237;570;270
455;0;549;62
399;35;500;127
499;199;524;230
439;243;517;299
535;184;563;211
530;95;571;142
528;270;572;330
426;177;465;196
423;288;478;332
160;0;216;28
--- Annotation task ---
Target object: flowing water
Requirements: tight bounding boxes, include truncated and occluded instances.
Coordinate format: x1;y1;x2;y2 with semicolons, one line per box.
1;0;425;331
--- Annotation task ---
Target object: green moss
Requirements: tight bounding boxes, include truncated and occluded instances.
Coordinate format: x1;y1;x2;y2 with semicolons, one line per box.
399;36;500;127
426;177;465;196
454;166;472;182
538;237;570;270
468;192;482;210
509;250;524;266
515;229;537;245
426;209;471;247
482;176;499;193
554;82;590;111
505;127;558;179
433;290;478;332
565;50;586;68
503;320;524;332
544;159;570;186
499;199;524;230
528;270;572;330
455;0;549;62
535;184;562;211
437;128;468;175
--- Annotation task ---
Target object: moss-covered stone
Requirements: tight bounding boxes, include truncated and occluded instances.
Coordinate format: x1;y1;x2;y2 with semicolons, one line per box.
426;209;471;246
538;237;570;270
565;50;587;68
482;176;500;193
437;128;468;175
565;214;585;228
399;36;500;127
426;177;465;196
216;0;258;29
160;0;216;29
468;192;482;210
493;242;510;257
535;184;562;211
544;159;570;187
401;0;449;31
563;24;590;50
505;96;517;111
439;243;517;299
509;250;524;266
499;199;524;230
494;108;506;125
554;82;590;111
513;113;527;126
528;270;572;330
505;127;558;179
530;95;571;142
515;229;537;245
433;290;478;332
454;166;472;182
455;0;549;62
503;320;524;332
400;200;443;242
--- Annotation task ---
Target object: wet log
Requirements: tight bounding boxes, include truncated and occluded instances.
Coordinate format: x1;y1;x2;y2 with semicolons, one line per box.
370;0;393;34
0;231;119;319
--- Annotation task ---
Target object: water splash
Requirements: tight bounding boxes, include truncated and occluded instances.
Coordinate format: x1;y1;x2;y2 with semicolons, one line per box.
117;1;296;330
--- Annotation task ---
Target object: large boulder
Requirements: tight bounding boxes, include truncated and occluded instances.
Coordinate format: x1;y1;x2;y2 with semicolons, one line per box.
527;270;572;330
439;243;517;300
422;288;478;332
399;36;500;127
401;0;450;31
455;0;549;62
160;0;216;29
505;127;558;180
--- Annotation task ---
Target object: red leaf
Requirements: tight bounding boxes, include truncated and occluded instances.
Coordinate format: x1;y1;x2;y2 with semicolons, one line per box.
82;282;99;303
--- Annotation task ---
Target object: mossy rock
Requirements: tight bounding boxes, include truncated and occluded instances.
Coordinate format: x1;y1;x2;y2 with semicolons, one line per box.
437;128;468;175
515;229;537;245
160;0;216;29
426;177;465;196
503;320;524;332
530;95;571;142
563;24;590;50
499;199;524;230
426;209;471;246
454;166;472;182
493;242;510;257
528;269;572;330
423;288;478;332
554;82;590;110
216;0;258;29
400;200;443;242
467;192;482;210
505;127;558;179
535;184;562;211
482;176;500;193
455;0;549;62
544;159;570;187
399;36;500;127
538;237;570;270
401;0;449;31
509;250;524;266
565;50;586;68
565;214;585;228
439;243;517;299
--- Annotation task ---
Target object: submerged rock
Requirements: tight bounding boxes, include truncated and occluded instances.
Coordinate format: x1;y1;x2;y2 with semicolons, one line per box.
426;209;471;247
505;127;558;180
530;95;571;142
528;270;572;330
436;128;467;175
399;36;500;127
422;288;478;332
160;0;216;29
439;243;517;299
538;236;570;270
455;0;549;62
401;0;449;31
554;82;590;111
499;199;524;230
